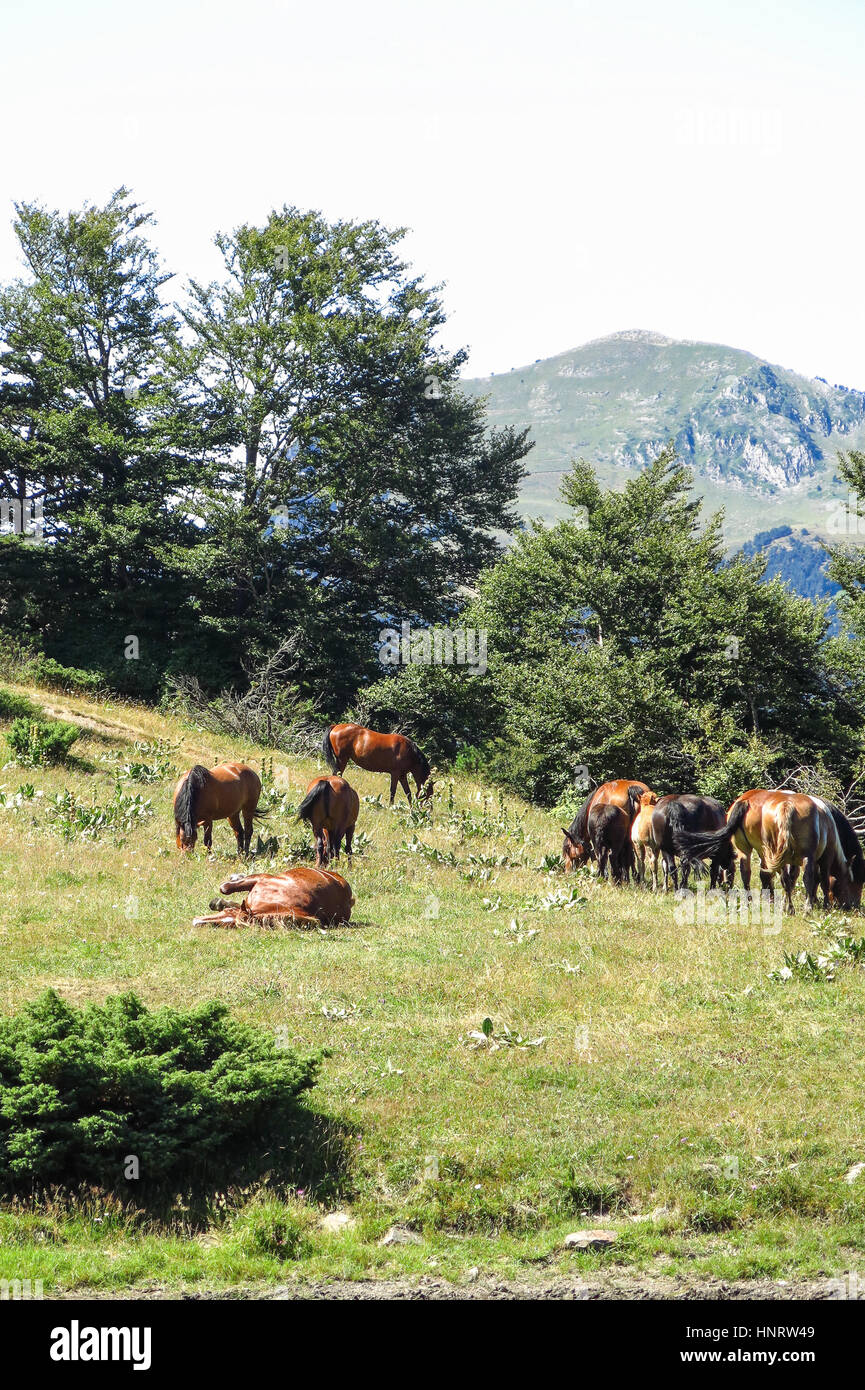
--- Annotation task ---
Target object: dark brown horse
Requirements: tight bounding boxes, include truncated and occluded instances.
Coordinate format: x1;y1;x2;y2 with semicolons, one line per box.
192;867;354;929
677;788;855;913
655;793;733;891
588;802;631;884
173;762;263;854
323;724;432;804
297;775;360;868
561;779;651;874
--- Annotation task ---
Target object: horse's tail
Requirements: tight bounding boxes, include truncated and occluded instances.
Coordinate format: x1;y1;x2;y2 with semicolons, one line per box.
763;798;795;875
677;798;748;868
322;726;339;772
297;779;330;824
174;765;210;838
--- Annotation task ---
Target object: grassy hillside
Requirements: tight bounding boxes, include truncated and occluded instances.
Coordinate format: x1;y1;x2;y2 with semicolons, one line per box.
462;331;865;548
1;685;865;1293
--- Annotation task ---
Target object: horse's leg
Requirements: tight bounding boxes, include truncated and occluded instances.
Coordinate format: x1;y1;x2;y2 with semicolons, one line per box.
241;803;255;855
228;811;244;856
801;856;817;913
389;773;398;805
193;910;242;928
818;856;831;909
203;820;213;852
345;825;354;861
399;773;413;804
314;826;328;869
633;842;644;887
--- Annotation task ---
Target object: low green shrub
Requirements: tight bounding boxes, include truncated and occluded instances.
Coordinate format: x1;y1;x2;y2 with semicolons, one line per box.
25;656;103;696
0;990;322;1191
0;687;40;722
6;717;79;765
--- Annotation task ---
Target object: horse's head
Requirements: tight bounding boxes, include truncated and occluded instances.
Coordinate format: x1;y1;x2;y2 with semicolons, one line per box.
561;827;590;872
830;864;861;910
639;791;658;808
418;777;435;802
176;820;197;853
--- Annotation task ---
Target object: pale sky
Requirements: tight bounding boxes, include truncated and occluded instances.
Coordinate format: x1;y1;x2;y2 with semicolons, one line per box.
1;0;862;386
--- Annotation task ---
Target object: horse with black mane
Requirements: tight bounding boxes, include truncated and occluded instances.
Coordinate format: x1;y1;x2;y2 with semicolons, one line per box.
323;723;432;804
297;775;359;868
657;794;734;891
173;762;264;855
587;802;632;884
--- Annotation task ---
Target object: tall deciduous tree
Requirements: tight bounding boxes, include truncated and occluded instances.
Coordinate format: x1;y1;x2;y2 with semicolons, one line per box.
0;189;196;689
367;451;858;801
168;207;531;706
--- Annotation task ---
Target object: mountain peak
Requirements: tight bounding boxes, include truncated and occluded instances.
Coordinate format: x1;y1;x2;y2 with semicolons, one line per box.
584;329;675;348
461;333;865;546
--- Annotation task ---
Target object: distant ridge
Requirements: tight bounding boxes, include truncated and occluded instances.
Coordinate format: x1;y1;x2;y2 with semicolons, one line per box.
462;330;865;547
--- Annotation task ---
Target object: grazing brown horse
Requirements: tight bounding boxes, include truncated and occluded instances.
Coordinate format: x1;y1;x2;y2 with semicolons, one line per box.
192;867;354;929
655;794;733;892
323;724;432;804
173;762;263;855
297;775;360;868
561;779;651;873
677;788;855;913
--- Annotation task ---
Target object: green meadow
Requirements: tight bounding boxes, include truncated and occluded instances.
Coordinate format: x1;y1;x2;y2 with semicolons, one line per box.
1;682;864;1295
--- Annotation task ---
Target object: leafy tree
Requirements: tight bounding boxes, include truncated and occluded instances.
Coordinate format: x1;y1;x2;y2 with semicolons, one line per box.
166;206;531;707
0;189;197;692
367;451;860;802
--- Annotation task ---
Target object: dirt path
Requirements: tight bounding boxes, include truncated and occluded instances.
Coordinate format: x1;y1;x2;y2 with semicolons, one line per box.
55;1275;840;1301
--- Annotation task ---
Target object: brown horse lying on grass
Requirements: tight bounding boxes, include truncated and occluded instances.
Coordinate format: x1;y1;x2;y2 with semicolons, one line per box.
324;723;432;804
297;775;359;868
677;788;855;913
192;867;354;929
173;762;264;854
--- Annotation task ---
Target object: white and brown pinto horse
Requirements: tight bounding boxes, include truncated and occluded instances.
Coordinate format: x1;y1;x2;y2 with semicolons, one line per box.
677;788;855;913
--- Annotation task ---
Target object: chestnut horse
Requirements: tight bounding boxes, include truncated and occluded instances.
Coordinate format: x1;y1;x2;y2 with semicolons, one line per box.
561;779;651;873
323;723;432;804
677;788;854;913
630;790;660;889
173;762;263;854
297;775;360;868
192;867;353;929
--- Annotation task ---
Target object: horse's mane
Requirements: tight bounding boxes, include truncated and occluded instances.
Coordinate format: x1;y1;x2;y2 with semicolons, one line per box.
175;765;209;836
567;793;594;844
408;739;431;784
828;804;865;882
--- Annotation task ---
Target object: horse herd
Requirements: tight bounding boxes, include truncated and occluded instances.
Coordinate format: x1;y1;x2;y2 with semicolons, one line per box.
561;779;865;914
171;726;865;927
173;724;432;929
